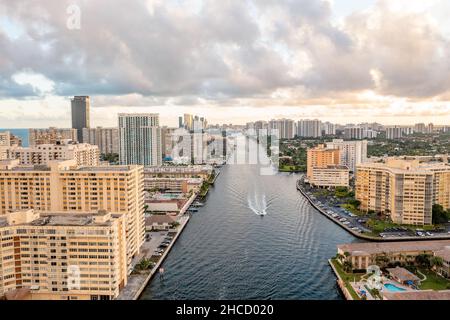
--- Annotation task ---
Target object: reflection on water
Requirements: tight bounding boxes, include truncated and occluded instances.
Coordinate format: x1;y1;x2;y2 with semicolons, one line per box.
141;139;361;300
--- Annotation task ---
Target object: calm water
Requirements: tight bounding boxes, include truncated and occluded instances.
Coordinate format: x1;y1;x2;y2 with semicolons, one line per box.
141;138;360;300
0;128;30;147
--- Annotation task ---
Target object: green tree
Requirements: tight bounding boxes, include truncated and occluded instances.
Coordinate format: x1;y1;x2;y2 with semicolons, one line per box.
432;204;450;224
415;254;432;268
375;253;390;269
430;256;444;269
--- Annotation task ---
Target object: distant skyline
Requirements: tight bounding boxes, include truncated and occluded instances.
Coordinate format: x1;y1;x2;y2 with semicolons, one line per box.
1;0;450;127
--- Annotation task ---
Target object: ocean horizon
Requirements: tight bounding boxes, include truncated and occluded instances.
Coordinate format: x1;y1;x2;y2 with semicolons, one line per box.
0;128;30;147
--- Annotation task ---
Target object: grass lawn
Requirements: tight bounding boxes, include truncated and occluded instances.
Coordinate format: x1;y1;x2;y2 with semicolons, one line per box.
341;203;364;216
330;259;364;300
366;219;399;234
367;218;437;235
419;269;450;291
279;165;301;172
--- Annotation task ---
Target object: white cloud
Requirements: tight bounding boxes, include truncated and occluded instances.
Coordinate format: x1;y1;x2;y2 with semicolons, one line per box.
12;71;55;95
0;0;449;125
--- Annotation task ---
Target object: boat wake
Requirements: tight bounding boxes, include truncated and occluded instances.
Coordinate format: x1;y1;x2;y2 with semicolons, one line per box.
247;190;269;216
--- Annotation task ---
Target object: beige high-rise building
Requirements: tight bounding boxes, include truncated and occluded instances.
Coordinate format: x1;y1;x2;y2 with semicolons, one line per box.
306;145;340;179
0;209;127;300
29;128;78;145
356;159;450;225
82;127;119;155
310;165;349;188
0;159;144;271
6;141;100;166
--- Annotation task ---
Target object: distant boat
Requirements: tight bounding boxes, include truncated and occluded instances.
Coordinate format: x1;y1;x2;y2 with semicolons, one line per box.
192;202;204;207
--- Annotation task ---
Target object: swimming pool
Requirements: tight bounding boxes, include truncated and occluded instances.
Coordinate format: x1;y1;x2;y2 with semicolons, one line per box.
384;283;406;292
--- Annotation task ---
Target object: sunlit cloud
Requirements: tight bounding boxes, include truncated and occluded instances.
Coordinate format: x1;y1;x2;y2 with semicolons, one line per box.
0;0;449;127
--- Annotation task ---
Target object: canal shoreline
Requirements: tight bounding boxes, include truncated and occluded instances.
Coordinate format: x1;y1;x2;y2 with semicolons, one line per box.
328;259;354;300
296;180;450;242
123;169;221;300
134;216;190;300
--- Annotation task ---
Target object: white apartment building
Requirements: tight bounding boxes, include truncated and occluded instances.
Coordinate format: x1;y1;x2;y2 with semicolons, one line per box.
269;119;295;139
118;114;162;166
385;126;414;140
322;122;336;135
344;127;365;140
297;119;322;138
6;141;100;166
82;127;119;154
326;139;368;172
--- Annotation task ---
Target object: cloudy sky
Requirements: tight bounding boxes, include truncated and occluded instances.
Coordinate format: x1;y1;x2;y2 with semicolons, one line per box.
1;0;450;128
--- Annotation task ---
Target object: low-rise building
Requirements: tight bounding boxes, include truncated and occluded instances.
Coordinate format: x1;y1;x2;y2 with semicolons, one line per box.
144;165;213;180
434;248;450;278
145;215;176;231
383;290;450;300
337;240;450;270
386;267;421;286
0;209;127;300
144;177;203;194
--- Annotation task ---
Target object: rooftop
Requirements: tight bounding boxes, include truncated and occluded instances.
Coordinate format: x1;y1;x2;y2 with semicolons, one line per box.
145;215;176;225
0;210;117;227
434;247;450;261
383;290;450;300
337;240;450;256
357;158;450;174
386;267;421;282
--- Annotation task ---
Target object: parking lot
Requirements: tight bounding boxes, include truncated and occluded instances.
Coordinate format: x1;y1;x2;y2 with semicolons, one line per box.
299;179;450;239
142;230;176;259
310;195;371;234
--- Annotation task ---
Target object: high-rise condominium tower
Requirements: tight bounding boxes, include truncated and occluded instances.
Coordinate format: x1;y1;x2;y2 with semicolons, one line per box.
118;113;162;166
71;96;90;142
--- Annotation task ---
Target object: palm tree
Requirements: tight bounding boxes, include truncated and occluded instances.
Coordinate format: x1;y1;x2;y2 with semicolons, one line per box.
375;252;390;269
343;261;353;273
430;256;444;270
415;254;432;268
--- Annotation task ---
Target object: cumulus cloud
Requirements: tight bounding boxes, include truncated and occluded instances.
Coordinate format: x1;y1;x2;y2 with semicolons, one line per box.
0;0;449;121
